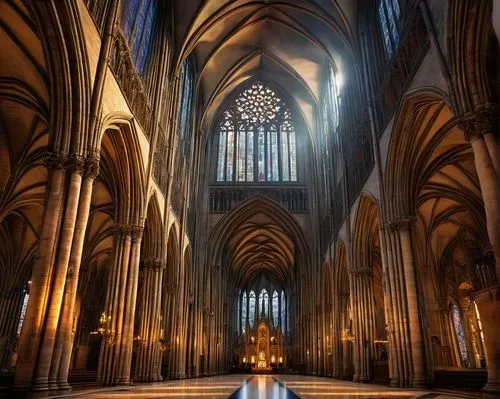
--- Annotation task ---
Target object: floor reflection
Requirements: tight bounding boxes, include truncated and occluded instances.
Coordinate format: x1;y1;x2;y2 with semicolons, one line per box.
50;374;470;399
228;376;298;399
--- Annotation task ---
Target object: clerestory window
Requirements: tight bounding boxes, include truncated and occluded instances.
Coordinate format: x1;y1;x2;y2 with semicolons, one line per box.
377;0;400;59
216;82;297;182
121;0;158;75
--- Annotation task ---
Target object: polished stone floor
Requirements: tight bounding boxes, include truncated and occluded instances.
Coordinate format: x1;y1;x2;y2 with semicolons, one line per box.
49;375;473;399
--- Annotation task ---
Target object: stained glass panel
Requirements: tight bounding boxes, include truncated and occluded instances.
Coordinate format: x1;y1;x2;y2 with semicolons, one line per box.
247;128;254;181
215;82;297;182
237;127;246;181
17;292;29;335
281;291;286;333
249;291;256;327
281;126;290;181
272;291;279;327
271;127;279;181
451;304;470;367
289;129;297;181
378;0;400;59
122;0;157;74
258;126;265;181
241;291;247;333
226;127;234;180
217;128;226;181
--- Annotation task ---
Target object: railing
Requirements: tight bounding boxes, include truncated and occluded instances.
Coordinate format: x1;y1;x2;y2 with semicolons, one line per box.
209;185;308;213
109;31;153;137
375;7;430;138
84;1;154;138
470;261;497;291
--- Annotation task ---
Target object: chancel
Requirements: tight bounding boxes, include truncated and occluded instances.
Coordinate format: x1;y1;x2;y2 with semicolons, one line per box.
0;0;500;398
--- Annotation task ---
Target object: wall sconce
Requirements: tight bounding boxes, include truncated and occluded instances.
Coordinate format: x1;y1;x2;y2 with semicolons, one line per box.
251;355;255;363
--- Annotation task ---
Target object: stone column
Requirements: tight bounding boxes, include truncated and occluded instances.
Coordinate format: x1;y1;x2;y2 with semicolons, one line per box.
117;225;143;385
97;225;132;386
474;287;500;398
458;106;500;282
136;260;164;382
398;219;426;387
51;156;100;389
14;153;67;390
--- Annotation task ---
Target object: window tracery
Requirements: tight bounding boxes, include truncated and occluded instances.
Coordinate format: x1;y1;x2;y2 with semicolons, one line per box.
249;290;256;327
451;303;471;367
377;0;400;59
241;291;247;333
216;82;297;182
121;0;157;74
272;291;279;327
258;289;269;317
178;59;194;151
281;290;286;334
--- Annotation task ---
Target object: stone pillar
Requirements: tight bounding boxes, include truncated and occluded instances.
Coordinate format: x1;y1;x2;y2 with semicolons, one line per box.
117;226;143;385
458;106;500;282
97;225;132;386
51;156;100;390
136;260;164;382
398;219;426;387
15;153;67;390
474;287;500;397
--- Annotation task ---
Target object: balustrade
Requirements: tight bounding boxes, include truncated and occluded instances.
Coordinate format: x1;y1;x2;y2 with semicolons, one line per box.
209;186;308;213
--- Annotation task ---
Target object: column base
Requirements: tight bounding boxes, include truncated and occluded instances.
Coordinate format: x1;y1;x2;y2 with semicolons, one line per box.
389;377;400;387
411;378;426;389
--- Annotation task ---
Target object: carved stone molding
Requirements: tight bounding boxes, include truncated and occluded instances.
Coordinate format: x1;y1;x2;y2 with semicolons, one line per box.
66;155;86;176
457;103;498;141
85;155;101;179
44;151;68;170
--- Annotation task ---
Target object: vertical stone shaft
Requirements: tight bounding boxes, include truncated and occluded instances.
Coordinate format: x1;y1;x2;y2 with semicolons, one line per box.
399;221;425;387
15;159;66;390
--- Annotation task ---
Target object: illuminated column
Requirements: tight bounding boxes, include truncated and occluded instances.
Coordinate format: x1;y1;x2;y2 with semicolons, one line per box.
14;153;67;390
50;156;99;389
398;219;425;388
97;225;132;386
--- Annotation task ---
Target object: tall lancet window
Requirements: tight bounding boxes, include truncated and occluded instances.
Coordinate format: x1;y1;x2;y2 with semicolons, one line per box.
272;291;279;327
281;290;286;333
377;0;400;59
216;82;297;182
121;0;158;74
249;290;256;327
178;59;194;152
258;289;269;317
451;303;471;367
241;291;247;333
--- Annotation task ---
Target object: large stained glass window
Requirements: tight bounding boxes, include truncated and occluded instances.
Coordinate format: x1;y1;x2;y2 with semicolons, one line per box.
216;82;297;182
178;59;194;151
17;290;30;335
121;0;158;74
258;289;269;317
241;291;247;333
377;0;400;59
281;290;286;333
272;291;279;327
451;304;471;367
249;291;256;327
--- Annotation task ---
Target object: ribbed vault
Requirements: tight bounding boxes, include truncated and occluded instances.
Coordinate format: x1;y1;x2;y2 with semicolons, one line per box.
173;0;357;132
209;196;310;290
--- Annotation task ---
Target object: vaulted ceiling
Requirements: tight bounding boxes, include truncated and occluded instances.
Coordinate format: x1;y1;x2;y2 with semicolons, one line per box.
173;0;359;132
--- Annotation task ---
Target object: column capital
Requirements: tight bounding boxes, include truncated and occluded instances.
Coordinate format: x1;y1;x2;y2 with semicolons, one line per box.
44;151;68;170
66;155;86;176
457;103;498;142
112;224;132;239
386;217;416;232
131;225;144;242
85;155;100;179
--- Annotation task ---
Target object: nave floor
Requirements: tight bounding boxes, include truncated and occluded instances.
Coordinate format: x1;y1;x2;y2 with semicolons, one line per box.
46;375;474;399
